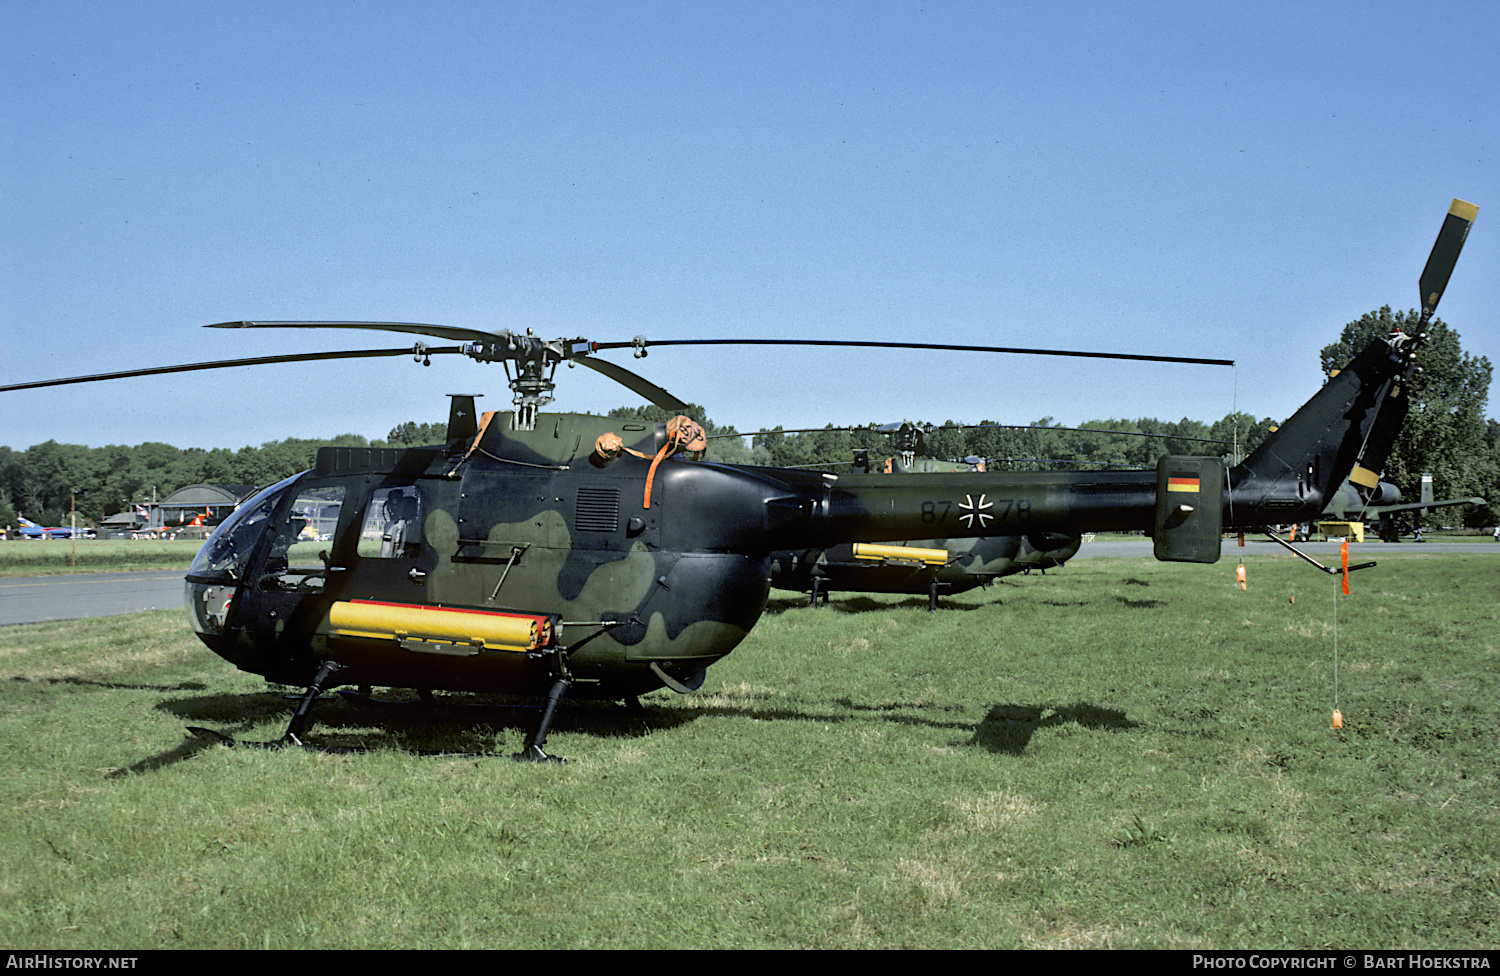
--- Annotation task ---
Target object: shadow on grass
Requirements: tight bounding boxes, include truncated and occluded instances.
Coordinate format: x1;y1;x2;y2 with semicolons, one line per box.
969;702;1140;756
13;675;209;693
764;595;992;614
122;685;1143;770
126;686;699;769
650;693;1144;759
108;730;230;778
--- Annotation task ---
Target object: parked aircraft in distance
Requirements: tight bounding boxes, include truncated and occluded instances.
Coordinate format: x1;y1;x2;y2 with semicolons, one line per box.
1307;473;1486;541
15;516;86;539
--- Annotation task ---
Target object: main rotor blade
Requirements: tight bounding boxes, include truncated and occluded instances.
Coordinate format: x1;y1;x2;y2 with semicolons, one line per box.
594;338;1236;367
209;320;503;343
213;323;1237;367
211;321;694;411
571;357;690;412
0;347;463;393
1418;199;1479;320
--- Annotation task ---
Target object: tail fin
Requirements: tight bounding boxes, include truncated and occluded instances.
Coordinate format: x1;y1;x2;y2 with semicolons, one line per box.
1228;198;1476;527
1229;336;1413;524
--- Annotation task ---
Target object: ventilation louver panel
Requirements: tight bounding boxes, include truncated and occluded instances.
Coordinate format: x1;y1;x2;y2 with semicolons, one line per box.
575;486;621;532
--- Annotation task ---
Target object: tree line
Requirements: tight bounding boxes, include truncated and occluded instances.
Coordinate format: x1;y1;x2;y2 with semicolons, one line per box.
3;310;1494;531
607;402;1277;471
0;434;374;530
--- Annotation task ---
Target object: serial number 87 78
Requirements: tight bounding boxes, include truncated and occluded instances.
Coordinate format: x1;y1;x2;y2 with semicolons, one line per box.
920;499;1029;523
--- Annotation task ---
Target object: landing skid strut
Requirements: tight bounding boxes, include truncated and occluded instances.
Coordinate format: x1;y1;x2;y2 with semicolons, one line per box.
188;659;348;750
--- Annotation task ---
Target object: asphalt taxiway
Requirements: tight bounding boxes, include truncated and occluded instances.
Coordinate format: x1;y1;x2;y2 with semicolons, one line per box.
0;571;187;626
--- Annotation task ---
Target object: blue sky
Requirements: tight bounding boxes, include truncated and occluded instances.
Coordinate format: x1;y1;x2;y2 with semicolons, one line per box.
3;0;1495;451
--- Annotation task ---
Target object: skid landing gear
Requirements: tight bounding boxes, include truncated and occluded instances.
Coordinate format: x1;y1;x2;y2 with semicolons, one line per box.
189;660;348;750
513;675;572;763
191;652;584;761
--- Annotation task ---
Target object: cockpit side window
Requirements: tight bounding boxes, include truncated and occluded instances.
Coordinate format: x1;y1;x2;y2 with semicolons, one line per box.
257;484;347;592
358;485;424;559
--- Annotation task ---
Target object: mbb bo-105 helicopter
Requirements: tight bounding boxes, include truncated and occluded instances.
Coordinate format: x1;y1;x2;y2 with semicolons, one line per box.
2;200;1476;760
767;464;1086;612
754;420;1232;609
708;423;1089;609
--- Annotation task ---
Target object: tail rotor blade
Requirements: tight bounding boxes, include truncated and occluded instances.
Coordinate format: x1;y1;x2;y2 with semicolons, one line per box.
1419;199;1479;321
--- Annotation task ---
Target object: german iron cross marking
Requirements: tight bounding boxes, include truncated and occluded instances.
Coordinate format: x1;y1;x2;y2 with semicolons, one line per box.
959;493;993;529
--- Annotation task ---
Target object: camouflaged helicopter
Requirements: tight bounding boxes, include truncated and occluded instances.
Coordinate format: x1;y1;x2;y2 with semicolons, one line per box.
753;420;1233;610
1;199;1476;760
738;426;1085;609
768;493;1084;612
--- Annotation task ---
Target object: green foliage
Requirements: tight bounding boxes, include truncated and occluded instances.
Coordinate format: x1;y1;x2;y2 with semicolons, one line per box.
0;435;372;531
385;421;448;446
728;413;1275;473
1115;814;1174;848
1487;420;1500;524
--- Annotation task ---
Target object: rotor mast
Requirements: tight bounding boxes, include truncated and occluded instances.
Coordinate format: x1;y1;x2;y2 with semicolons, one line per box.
457;330;594;430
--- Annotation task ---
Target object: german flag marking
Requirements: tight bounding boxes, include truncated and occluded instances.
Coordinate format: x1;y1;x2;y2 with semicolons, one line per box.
1167;477;1200;493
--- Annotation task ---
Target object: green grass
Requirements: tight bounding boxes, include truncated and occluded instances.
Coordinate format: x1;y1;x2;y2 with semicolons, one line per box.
0;539;202;576
0;553;1495;949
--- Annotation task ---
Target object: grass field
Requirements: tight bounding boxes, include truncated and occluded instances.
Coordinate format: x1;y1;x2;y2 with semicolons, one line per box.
0;552;1495;949
0;539;204;577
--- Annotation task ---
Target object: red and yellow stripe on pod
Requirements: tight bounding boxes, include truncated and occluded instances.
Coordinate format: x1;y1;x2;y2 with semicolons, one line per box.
329;599;555;653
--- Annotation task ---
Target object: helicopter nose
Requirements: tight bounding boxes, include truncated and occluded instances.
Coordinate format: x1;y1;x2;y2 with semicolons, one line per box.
185;580;233;637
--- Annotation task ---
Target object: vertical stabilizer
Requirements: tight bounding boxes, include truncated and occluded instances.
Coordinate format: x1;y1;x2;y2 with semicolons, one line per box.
1229;337;1413;524
1226;198;1476;528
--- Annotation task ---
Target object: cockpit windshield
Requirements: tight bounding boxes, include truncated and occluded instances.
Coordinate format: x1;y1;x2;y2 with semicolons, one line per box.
187;473;301;582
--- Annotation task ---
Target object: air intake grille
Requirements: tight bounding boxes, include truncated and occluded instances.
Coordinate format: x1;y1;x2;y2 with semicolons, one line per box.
575;486;620;532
